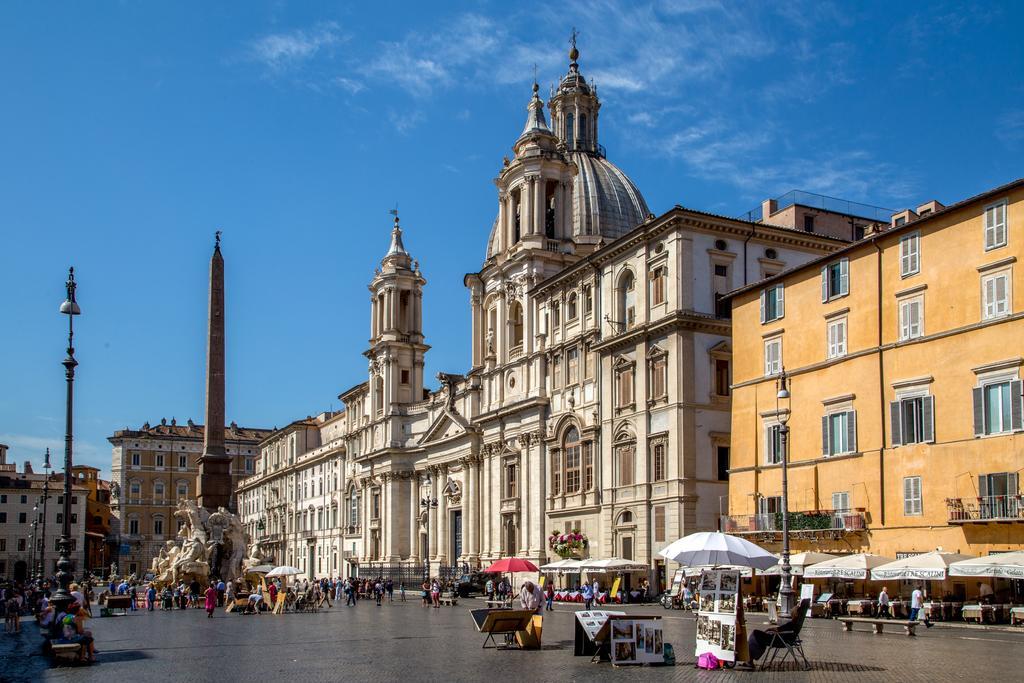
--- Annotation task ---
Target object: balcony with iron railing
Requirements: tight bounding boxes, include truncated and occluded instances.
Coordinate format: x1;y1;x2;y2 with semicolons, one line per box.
720;509;866;537
947;495;1024;524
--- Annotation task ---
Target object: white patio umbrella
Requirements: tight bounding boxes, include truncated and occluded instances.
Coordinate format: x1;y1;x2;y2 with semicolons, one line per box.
803;553;893;580
244;564;276;575
949;551;1024;579
538;558;583;573
265;565;302;578
658;531;778;571
760;552;838;576
682;564;753;578
579;558;648;572
870;551;974;581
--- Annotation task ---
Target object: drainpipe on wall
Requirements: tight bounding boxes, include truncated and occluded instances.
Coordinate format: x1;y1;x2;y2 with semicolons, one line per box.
874;241;886;527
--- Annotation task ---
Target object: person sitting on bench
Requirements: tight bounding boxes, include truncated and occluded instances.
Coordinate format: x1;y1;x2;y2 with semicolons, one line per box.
57;602;96;663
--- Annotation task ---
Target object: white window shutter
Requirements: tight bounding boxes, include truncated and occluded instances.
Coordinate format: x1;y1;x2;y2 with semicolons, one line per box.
890;401;903;447
821;416;830;455
1011;379;1023;431
903;477;913;515
839;259;850;296
972;387;985;437
776;285;785;318
922;395;935;443
979;474;989;498
1010;472;1019;497
985;206;995;249
847;410;857;452
821;267;828;302
760;290;766;323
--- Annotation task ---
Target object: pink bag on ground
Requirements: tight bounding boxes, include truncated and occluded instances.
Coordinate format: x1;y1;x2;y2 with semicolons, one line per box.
697;653;720;669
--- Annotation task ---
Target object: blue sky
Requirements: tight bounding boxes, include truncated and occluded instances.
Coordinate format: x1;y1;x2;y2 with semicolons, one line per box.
1;1;1021;478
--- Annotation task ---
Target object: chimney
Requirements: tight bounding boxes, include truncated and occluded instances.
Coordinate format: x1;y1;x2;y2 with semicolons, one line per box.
761;198;778;221
24;460;34;474
0;443;7;465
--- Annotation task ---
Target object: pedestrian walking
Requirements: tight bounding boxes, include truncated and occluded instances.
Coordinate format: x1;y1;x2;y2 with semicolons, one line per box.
908;585;933;628
430;579;441;608
421;580;430;607
582;582;594;610
335;578;343;605
146;583;157;611
485;578;495;603
878;586;890;618
374;579;384;606
545;582;554;612
386;579;394;603
216;579;226;607
205;584;218;618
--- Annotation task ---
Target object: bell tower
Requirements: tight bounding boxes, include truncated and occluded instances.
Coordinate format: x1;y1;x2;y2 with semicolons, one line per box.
549;31;601;155
366;212;428;415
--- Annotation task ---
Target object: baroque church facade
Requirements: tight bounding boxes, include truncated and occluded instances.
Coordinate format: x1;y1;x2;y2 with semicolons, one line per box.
236;45;845;588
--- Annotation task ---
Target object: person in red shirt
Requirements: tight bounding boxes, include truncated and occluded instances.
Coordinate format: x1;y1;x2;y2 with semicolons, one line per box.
204;585;218;619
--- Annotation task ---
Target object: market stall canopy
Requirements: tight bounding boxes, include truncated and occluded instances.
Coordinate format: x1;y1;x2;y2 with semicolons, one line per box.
485;557;540;574
682;564;753;578
760;552;839;576
578;558;648;572
803;553;893;580
870;551;974;580
265;565;302;578
538;559;583;573
948;551;1024;579
658;531;777;571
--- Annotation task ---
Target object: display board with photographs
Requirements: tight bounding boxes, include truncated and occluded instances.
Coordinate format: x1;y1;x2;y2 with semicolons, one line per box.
609;616;664;665
694;569;740;662
574;610;626;641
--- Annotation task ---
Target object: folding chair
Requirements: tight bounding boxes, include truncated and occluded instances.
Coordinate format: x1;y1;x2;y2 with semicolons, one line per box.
759;599;811;671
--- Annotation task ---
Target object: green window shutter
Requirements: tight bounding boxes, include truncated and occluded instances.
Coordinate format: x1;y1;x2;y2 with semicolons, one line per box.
776;285;785;318
972;387;985;437
821;416;830;455
760;290;766;323
839;259;850;296
821;267;828;302
1010;380;1023;431
847;410;857;453
890;401;903;447
979;474;989;499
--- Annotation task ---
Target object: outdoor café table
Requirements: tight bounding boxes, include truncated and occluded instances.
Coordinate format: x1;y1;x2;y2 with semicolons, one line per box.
890;601;907;619
962;604;989;623
848;600;874;616
923;602;943;621
827;599;848;617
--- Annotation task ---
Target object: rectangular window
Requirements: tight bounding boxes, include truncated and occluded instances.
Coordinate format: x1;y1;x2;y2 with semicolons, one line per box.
973;380;1023;436
178;454;188;469
19;512;27;523
804;214;815;232
582;442;594;491
652;443;666;482
765;424;783;465
551;450;561;495
565;443;581;493
583;285;593;314
618;446;635;486
650;355;667;401
716;446;730;481
982;272;1010;320
899;297;923;340
0;512;6;523
831;491;850;512
0;539;5;551
651;267;666;305
760;284;784;323
890;395;935;446
654;505;666;543
131;453;140;467
903;476;923;515
616;367;634;408
400;369;410;384
714;358;731;397
764;338;782;376
827;318;847;359
154;518;164;536
17;539;26;552
155;454;164;467
985;200;1008;250
822;410;857;456
129;518;139;535
567;347;579;385
506;461;517;498
900;232;920;277
821;258;850;301
758;496;782;514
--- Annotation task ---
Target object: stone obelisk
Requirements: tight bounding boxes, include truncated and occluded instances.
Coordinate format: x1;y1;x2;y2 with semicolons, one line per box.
197;232;232;511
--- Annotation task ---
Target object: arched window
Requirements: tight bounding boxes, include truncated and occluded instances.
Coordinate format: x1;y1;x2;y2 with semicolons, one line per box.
508;301;524;352
348;488;360;528
618;270;636;331
566;112;575;148
617;510;634;526
374;376;384;415
153;480;165;501
579;113;588;146
564;427;581;493
567;293;578;320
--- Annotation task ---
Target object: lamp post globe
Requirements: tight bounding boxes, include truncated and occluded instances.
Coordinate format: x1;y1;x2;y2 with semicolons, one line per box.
50;267;80;616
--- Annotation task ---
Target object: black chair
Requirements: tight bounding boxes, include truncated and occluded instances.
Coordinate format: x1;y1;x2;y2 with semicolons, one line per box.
758;598;811;671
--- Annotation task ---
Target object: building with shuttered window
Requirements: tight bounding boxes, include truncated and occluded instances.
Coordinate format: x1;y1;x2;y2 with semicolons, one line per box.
723;178;1024;558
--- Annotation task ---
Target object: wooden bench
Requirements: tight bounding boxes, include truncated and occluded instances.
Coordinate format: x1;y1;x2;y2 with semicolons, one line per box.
439;592;458;606
50;642;86;663
838;617;920;636
104;596;132;614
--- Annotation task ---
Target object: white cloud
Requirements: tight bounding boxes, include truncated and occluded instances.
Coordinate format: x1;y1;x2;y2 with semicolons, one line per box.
996;111;1024;145
248;21;345;72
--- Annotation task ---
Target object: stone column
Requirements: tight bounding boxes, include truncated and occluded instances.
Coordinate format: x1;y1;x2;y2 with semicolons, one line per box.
437;465;449;563
520;178;532;239
429;468;439;561
381;474;391;559
554;183;565;239
528;432;544;559
198;238;231;511
463;457;477;562
409;473;420;561
496;191;507;252
470;292;483;368
534;177;545;236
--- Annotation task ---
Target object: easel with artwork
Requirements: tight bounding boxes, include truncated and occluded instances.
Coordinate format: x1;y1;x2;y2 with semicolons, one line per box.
695;569;741;664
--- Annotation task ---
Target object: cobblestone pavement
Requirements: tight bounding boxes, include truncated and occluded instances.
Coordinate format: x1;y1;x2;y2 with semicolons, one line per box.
4;600;1023;682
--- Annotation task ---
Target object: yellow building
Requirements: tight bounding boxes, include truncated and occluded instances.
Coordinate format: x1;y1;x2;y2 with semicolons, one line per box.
725;178;1024;563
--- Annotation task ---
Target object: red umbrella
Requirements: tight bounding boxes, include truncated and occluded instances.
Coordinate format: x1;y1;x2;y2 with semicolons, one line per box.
485;558;539;573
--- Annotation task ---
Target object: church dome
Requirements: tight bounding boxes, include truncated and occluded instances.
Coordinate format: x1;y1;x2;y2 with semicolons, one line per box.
567;151;649;240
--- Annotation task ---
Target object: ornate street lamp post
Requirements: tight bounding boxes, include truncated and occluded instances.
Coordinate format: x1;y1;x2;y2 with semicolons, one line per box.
420;473;438;582
776;369;793;614
50;267;80;615
30;519;38;582
40;448;52;582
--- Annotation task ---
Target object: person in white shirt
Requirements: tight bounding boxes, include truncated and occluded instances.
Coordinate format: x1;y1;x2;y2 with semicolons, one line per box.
909;586;933;628
878;586;891;618
519;581;545;614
